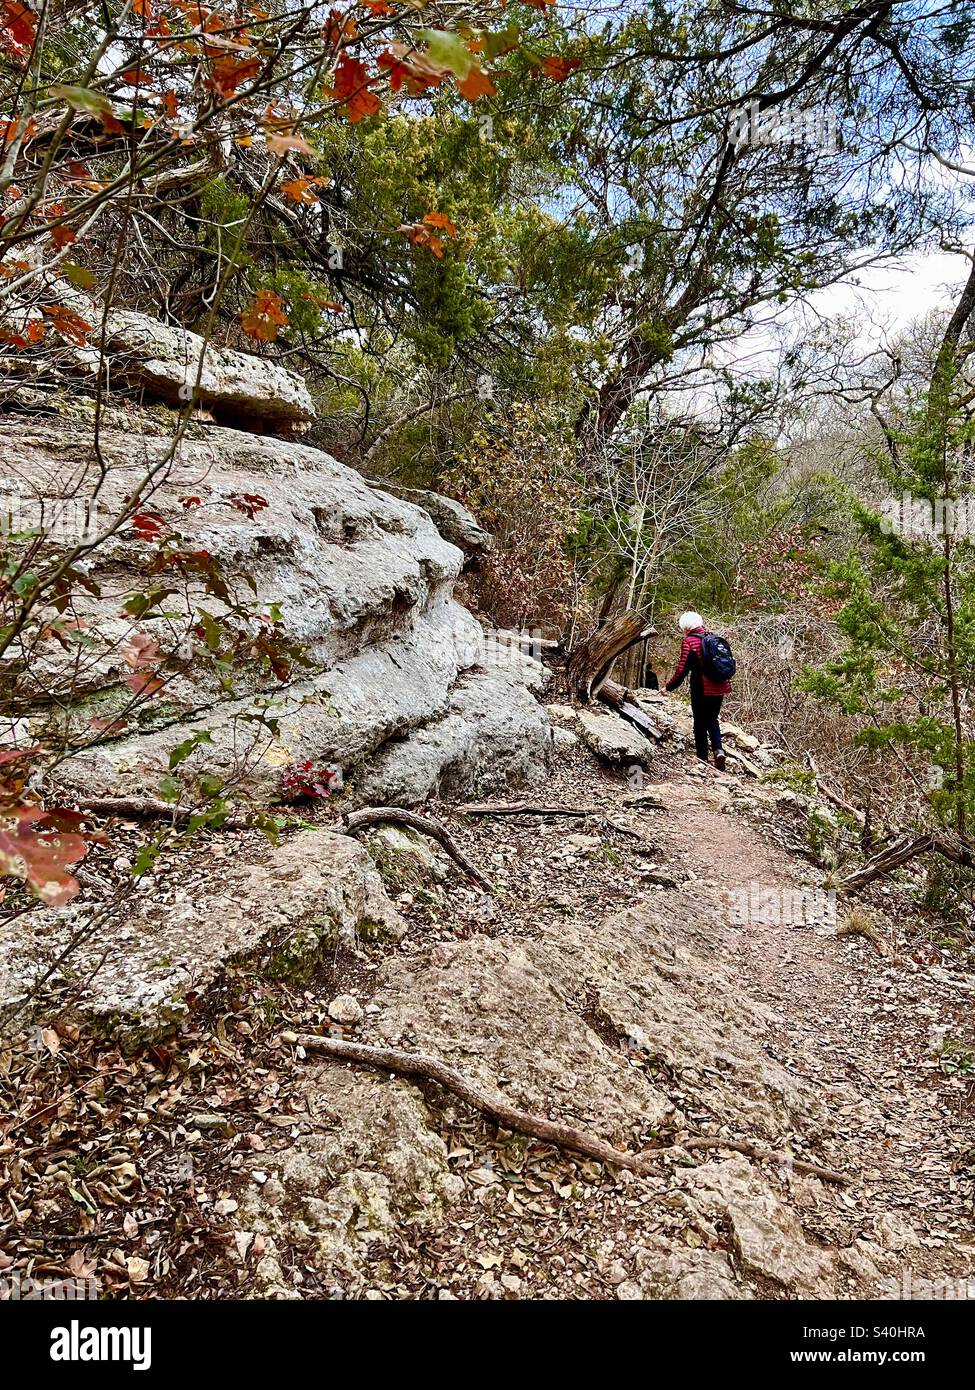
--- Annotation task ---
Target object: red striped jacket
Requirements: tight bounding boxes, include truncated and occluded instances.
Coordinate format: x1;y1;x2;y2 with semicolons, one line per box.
665;627;731;698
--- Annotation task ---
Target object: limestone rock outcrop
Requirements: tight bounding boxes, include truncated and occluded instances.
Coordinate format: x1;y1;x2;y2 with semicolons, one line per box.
0;412;551;809
102;310;317;429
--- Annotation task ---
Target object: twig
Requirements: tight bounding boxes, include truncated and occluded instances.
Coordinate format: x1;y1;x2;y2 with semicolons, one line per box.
341;806;493;890
462;801;597;818
281;1032;849;1186
64;794;253;829
680;1136;848;1185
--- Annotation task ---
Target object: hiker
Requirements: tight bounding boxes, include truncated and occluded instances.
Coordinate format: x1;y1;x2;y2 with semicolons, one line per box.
664;611;735;771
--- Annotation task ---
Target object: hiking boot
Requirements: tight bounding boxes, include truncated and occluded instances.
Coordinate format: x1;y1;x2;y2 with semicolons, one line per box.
714;750;726;772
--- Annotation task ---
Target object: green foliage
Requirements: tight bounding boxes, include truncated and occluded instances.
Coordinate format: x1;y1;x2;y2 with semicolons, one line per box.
801;396;975;838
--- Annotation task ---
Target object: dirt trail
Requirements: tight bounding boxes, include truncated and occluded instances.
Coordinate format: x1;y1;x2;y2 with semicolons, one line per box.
379;742;975;1298
606;765;975;1278
7;709;975;1302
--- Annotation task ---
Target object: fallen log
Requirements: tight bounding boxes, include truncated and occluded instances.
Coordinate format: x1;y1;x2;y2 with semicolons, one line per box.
341;805;493;891
281;1032;849;1186
838;829;975;894
567;610;657;700
597;678;666;742
805;754;890;849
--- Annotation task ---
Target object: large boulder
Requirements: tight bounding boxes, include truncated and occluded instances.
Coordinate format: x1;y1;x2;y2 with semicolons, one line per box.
367;481;494;560
354;650;553;806
0;829;405;1044
0;411;551;807
572;707;655;769
102;311;316;430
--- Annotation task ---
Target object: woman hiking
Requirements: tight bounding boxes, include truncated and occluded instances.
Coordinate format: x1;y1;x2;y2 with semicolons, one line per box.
664;611;735;771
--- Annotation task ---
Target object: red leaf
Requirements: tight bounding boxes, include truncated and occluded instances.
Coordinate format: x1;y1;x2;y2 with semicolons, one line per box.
230;492;269;519
49;223;77;250
0;803;94;906
0;1;37;61
125;672;165;697
331;52;380;122
40;304;92;345
456;66;495;102
541;56;580;82
130;510;168;541
120;633;162;670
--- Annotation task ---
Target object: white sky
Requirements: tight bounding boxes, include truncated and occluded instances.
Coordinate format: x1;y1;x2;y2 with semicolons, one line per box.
811;249;969;347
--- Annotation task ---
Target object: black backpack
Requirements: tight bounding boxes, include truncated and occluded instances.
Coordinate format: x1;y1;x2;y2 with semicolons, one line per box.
700;631;736;682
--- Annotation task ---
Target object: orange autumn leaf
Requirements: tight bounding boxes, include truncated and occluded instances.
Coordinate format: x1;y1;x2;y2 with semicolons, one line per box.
132;0;153;15
241;289;288;341
0;1;37;60
41;304;92;345
163;88;178;118
0;114;35;144
49;224;77;250
541;56;581;82
323;8;357;45
456;66;495;101
398;221;446;258
0;321;44;348
266;130;314;156
360;0;395;12
331;52;380;122
279;176;321;204
377;45;444;95
423;210;457;236
206;54;262;97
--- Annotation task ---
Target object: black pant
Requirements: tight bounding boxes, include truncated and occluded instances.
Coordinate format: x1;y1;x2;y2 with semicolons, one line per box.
692;693;724;760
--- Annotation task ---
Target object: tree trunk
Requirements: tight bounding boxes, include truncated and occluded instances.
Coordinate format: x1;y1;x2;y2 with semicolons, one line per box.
567;610;656;700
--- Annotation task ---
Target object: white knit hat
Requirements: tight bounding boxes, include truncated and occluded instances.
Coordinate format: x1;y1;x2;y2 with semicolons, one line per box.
678;611;705;631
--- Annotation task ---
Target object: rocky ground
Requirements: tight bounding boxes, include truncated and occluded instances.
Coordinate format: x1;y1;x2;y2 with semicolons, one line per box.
3;691;974;1302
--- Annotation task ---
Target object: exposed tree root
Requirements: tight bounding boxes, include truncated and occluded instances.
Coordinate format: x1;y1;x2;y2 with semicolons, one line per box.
680;1136;848;1185
282;1032;849;1186
70;797;494;890
341;806;493;890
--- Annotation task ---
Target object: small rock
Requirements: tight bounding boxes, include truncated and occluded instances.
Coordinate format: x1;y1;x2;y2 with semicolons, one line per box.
565;833;602;853
875;1213;920;1252
328;994;364;1025
616;1281;644;1300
